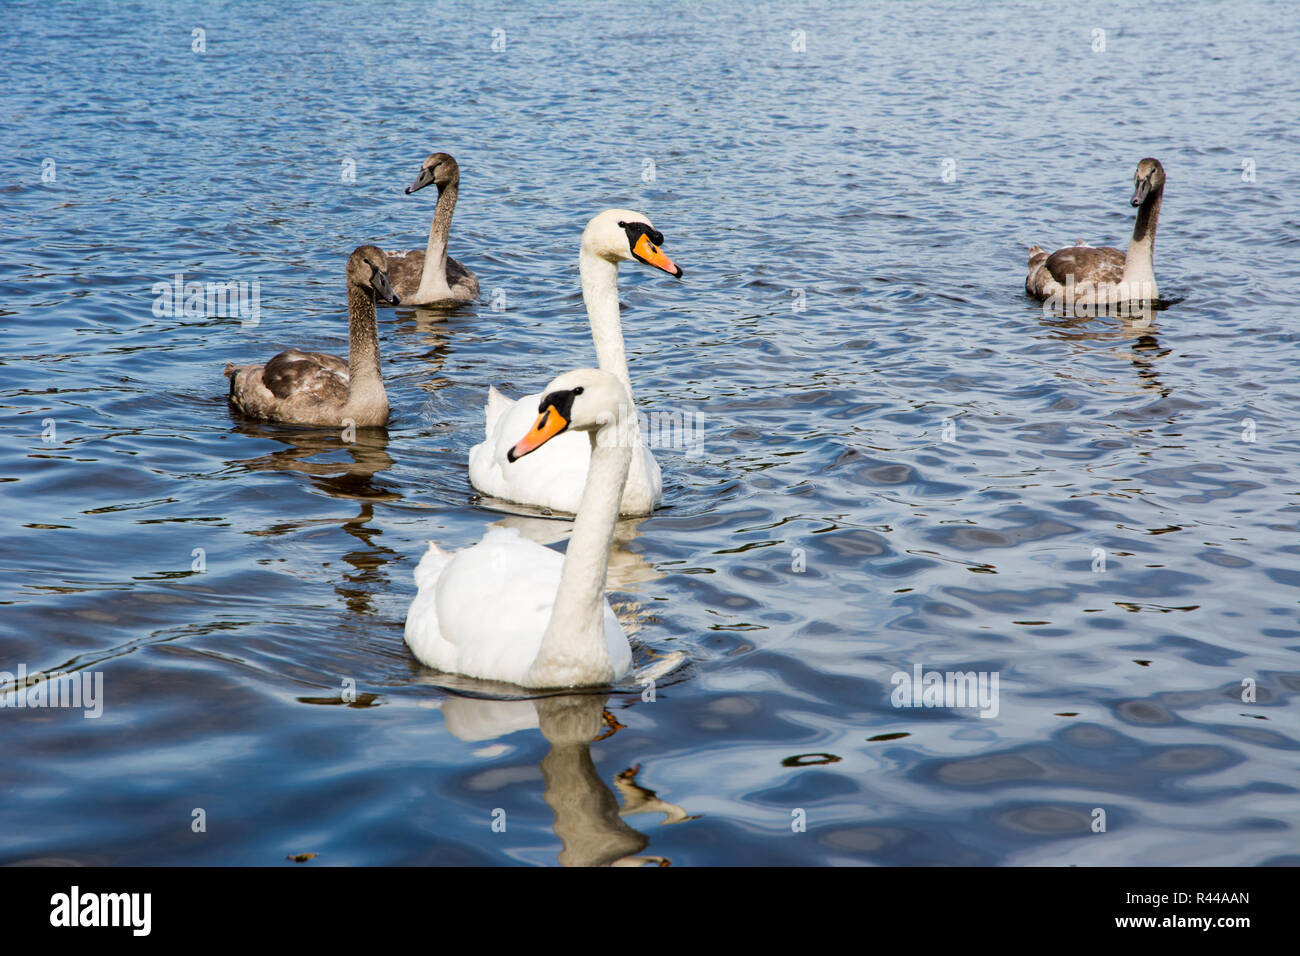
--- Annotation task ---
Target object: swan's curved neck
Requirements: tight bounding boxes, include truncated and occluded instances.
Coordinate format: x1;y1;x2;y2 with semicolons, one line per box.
525;420;632;688
346;284;381;385
417;181;457;298
1123;185;1162;288
345;285;386;423
579;249;632;396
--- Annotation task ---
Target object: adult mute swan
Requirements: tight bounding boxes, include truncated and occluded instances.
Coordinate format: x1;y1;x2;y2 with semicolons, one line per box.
468;209;682;515
224;246;398;426
1026;158;1166;307
405;369;638;688
383;152;480;307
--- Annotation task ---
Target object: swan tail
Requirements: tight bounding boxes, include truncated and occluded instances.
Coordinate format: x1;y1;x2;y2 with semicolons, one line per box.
1025;246;1051;296
484;385;514;437
412;540;453;591
405;541;455;669
222;363;245;399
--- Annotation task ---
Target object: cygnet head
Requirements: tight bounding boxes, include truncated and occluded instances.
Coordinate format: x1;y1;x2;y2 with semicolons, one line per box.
406;152;460;195
1131;158;1166;206
346;245;399;304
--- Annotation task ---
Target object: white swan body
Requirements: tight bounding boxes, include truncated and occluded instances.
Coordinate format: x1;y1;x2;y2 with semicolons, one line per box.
405;526;629;686
406;369;640;688
468;209;681;516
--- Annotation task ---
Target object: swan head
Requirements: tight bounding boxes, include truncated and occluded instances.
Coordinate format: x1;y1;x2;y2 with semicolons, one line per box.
507;369;631;462
405;152;460;195
347;245;400;305
582;209;682;277
1131;158;1165;206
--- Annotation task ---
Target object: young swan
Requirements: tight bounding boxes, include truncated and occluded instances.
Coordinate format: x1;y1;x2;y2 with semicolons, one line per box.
1026;157;1166;307
383;151;480;307
224;246;398;427
405;369;637;689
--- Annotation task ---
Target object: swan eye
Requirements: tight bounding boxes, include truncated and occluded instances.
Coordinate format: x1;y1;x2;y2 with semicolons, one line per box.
573;386;584;396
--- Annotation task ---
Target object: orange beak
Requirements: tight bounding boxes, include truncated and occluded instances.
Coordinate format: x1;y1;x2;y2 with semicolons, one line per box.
631;234;682;277
507;404;569;462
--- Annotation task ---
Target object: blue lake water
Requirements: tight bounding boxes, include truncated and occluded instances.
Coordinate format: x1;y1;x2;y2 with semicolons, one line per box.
2;0;1299;865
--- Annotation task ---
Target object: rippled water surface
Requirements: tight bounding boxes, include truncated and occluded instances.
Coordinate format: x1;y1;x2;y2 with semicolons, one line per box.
3;1;1300;865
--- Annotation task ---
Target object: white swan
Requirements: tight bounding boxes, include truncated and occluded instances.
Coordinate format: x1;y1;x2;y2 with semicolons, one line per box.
468;209;682;516
405;368;639;688
1026;157;1166;307
384;152;479;307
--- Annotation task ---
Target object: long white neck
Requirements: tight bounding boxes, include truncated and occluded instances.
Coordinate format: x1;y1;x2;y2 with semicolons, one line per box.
525;421;632;688
1121;185;1162;292
579;248;649;494
416;181;457;300
579;249;632;393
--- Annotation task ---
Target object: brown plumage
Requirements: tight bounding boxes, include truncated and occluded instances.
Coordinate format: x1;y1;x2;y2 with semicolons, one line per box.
224;246;398;427
1029;245;1126;289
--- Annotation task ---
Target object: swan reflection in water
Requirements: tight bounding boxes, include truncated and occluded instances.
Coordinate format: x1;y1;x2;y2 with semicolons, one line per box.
1037;300;1172;401
228;422;401;614
442;692;697;866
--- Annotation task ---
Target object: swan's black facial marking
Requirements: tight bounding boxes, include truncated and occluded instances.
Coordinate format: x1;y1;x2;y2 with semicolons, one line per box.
1131;159;1164;209
618;220;665;249
619;220;683;277
1131;175;1152;208
406;163;438;195
507;387;582;463
369;264;399;305
535;386;581;422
